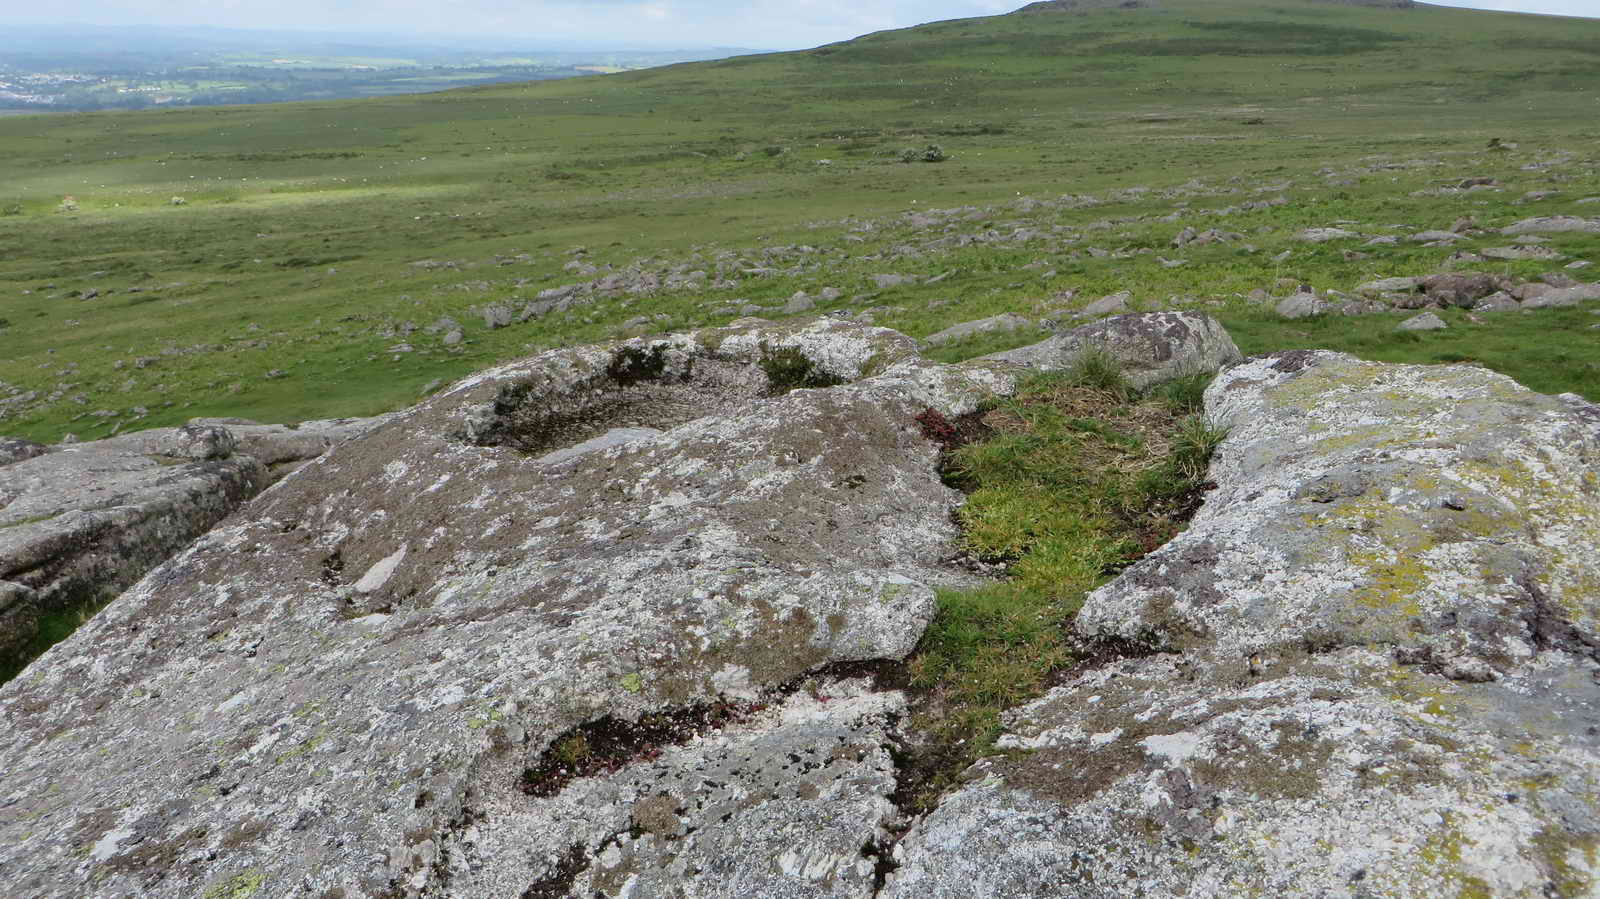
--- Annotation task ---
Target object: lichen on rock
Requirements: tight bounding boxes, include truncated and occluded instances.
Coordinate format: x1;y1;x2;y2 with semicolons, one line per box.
886;350;1600;898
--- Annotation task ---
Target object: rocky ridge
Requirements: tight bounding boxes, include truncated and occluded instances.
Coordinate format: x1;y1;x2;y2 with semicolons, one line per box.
1;315;1599;897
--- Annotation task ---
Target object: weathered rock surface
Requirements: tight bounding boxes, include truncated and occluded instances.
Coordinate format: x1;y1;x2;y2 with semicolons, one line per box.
9;318;1600;898
0;317;1036;898
0;437;48;468
981;311;1242;388
188;416;398;470
888;352;1600;897
0;417;390;672
0;426;267;669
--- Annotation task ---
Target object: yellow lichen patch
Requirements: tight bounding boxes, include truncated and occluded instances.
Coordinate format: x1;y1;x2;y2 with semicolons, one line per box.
1413;814;1495;898
1381;665;1469;722
201;869;265;899
1533;829;1600;896
1349;545;1428;620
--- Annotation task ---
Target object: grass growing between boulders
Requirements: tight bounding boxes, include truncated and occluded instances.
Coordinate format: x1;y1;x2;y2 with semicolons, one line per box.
895;355;1225;812
0;603;105;686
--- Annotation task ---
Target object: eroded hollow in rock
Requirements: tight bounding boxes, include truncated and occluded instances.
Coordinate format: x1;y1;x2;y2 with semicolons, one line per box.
464;344;844;457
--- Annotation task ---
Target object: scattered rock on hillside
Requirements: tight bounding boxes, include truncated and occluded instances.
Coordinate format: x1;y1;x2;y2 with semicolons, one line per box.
1296;227;1358;243
1356;276;1419;295
887;353;1600;898
1502;216;1600;235
186;416;394;472
1482;245;1566;261
1338;299;1388;316
480;303;515;330
982;312;1241;388
1409;230;1460;243
873;273;915;289
781;291;816;314
1080;290;1131;317
924;313;1034;347
1473;291;1520;312
1420;272;1503;308
1397;311;1447;330
1275;291;1327;319
1521;284;1600;309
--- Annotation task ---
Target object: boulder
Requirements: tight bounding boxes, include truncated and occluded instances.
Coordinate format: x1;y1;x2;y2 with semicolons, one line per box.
981;312;1242;388
1482;245;1566;261
781;291;816;314
0;426;266;672
1409;230;1461;243
1337;299;1388;316
1296;227;1358;243
1079;290;1131;317
187;416;393;470
1356;276;1419;295
887;353;1600;898
1502;216;1600;235
1274;291;1327;319
923;313;1033;347
1397;311;1447;330
0;416;389;675
1420;272;1502;307
1472;291;1520;312
1521;284;1600;309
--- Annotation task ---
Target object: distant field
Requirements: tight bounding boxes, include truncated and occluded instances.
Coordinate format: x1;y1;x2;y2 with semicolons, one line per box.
1;0;1598;442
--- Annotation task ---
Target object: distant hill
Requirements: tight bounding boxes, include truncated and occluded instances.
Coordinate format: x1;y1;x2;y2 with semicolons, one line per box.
1012;0;1160;12
0;0;1597;442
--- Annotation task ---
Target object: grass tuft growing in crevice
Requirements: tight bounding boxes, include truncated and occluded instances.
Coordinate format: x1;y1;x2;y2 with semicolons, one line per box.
895;362;1227;813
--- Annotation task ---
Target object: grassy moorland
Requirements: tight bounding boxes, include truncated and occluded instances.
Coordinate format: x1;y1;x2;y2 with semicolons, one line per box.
0;0;1597;446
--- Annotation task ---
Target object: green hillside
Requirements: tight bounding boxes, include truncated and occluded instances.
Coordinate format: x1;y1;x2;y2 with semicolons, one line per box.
2;0;1598;441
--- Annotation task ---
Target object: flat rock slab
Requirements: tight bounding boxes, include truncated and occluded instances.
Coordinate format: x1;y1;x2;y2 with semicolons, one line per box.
888;352;1600;897
0;317;1041;898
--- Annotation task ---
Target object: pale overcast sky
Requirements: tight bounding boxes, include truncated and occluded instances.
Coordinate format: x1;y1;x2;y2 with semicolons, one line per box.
3;0;1595;50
